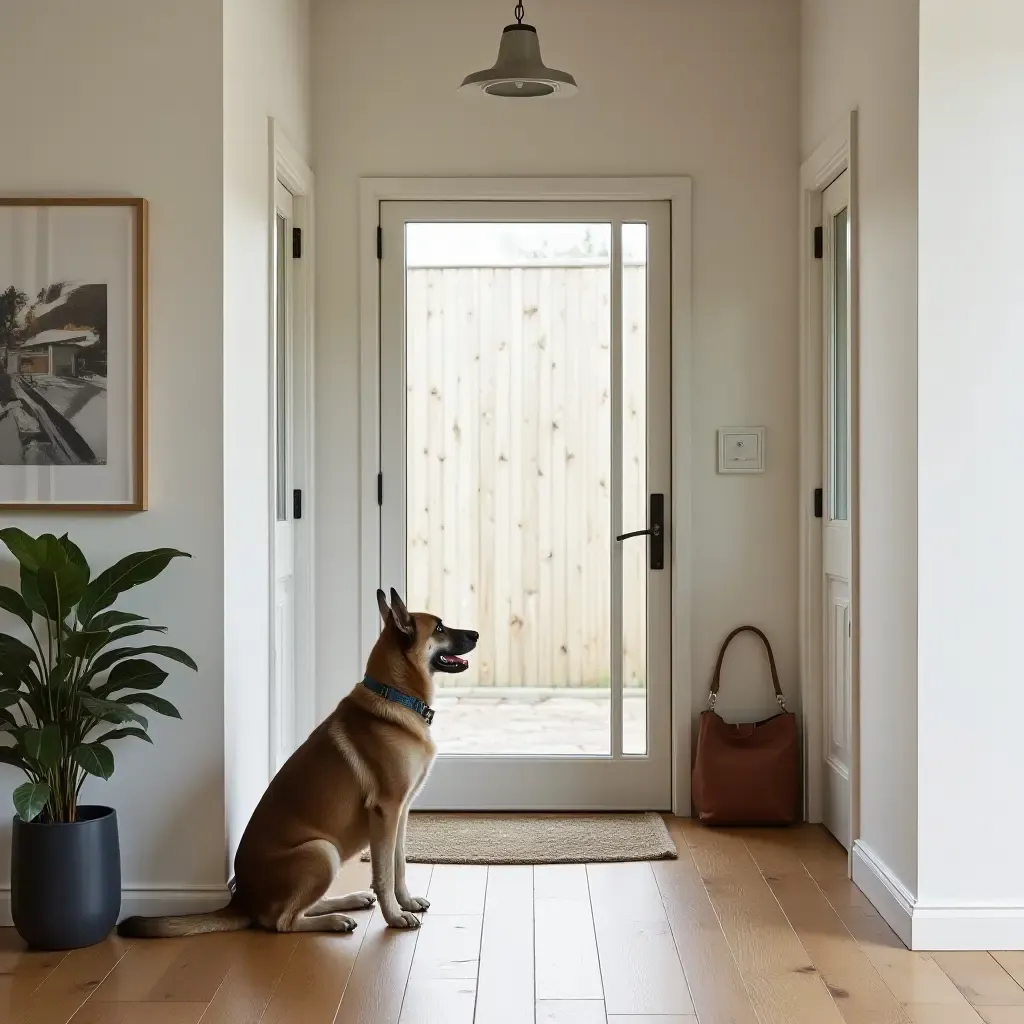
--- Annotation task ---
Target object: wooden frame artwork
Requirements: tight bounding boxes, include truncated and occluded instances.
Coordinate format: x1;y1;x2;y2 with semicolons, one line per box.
0;197;147;511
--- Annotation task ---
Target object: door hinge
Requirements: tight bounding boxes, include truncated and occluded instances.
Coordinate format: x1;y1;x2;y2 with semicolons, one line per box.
377;472;383;506
813;487;823;518
292;488;303;520
292;226;302;259
813;225;823;259
376;225;382;260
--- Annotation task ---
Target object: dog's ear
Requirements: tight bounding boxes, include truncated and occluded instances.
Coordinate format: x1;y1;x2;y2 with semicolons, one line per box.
389;588;415;637
376;589;391;625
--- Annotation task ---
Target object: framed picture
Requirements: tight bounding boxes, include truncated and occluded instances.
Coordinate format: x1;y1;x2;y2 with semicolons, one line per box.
0;197;147;511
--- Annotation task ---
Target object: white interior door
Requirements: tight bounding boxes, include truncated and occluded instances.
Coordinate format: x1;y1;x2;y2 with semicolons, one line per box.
378;200;672;810
821;170;853;849
271;180;296;773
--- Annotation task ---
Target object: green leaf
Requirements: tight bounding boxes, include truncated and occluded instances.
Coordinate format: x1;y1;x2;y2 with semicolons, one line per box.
95;659;168;697
118;692;181;719
35;540;89;622
0;586;32;627
63;629;111;660
89;611;148;631
19;567;45;617
91;645;197;675
13;781;50;822
57;535;90;586
72;743;114;779
107;623;167;643
78;549;192;625
0;689;23;709
94;726;152;745
0;747;28;770
0;528;43;571
80;695;149;730
24;725;61;769
0;633;37;666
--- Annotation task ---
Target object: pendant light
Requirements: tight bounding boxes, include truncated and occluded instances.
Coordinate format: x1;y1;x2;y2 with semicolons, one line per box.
459;2;577;98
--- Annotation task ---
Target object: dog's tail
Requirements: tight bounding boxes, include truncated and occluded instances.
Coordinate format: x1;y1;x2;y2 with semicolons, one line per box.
117;898;251;938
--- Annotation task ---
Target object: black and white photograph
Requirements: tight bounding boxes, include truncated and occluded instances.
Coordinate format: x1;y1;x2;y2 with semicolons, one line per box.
0;280;108;467
0;198;146;510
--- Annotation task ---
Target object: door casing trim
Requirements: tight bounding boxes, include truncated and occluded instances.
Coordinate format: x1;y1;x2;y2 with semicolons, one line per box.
358;176;693;814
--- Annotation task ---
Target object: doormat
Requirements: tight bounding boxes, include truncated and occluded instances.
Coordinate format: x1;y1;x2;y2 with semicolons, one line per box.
360;812;677;865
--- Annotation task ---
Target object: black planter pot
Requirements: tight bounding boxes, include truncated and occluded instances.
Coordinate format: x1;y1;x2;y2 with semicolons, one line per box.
11;805;121;950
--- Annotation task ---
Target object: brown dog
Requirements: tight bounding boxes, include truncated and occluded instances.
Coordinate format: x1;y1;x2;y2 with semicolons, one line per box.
118;589;478;936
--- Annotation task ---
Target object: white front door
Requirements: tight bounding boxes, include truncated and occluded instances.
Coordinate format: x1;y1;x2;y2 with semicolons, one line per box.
271;180;297;773
378;201;673;810
821;170;853;849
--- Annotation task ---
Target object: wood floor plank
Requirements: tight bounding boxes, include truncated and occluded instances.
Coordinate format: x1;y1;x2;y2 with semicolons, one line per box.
992;954;1024;990
680;820;847;1024
653;820;760;1024
931;953;1024;1009
398;913;481;1024
425;865;487;916
68;1002;208;1024
13;937;133;1024
534;866;603;1002
535;1001;606;1023
144;932;238;1003
606;1016;696;1023
261;926;372;1024
474;865;533;1024
586;862;693;1017
87;938;189;1002
198;931;298;1024
333;906;424;1024
742;830;910;1024
976;1009;1024;1024
0;933;67;1022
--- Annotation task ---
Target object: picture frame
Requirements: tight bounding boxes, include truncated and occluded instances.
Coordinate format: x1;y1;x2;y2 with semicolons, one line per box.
0;197;147;511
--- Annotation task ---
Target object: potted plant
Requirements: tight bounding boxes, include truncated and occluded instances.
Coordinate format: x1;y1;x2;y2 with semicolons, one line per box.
0;528;196;950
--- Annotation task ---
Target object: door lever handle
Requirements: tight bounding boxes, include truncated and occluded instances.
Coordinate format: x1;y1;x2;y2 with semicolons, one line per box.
614;493;664;570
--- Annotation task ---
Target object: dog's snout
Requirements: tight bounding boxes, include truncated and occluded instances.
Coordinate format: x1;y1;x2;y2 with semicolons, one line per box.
465;630;480;643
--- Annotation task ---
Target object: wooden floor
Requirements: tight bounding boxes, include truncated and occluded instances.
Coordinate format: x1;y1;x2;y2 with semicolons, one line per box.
2;817;1022;1024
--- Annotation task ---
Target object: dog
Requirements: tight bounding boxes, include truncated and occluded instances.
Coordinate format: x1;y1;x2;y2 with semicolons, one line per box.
118;588;478;937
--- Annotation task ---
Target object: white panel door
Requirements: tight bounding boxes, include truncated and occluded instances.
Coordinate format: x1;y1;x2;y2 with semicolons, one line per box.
821;171;853;849
271;180;296;773
378;201;673;810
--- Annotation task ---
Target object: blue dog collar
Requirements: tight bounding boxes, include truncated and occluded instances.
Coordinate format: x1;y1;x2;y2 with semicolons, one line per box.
362;676;435;725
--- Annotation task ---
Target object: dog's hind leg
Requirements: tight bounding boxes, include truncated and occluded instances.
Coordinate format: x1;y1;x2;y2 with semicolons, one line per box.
308;891;376;913
261;839;359;934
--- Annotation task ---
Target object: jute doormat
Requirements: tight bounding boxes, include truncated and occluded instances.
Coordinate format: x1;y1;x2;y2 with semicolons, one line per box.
360;812;677;865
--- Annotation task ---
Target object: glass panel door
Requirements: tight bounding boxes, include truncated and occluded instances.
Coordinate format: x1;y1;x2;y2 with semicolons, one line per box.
379;201;671;810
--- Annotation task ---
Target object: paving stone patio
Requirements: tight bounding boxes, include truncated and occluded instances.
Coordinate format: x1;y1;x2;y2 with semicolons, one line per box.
430;688;647;755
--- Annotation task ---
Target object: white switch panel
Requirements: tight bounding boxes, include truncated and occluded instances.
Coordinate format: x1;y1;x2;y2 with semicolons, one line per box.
717;427;765;474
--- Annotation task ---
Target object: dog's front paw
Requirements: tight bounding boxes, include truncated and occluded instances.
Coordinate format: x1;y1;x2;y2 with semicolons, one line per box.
385;910;422;930
398;894;430;912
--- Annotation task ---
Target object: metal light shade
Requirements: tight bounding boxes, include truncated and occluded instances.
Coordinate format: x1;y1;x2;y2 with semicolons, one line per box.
460;24;577;98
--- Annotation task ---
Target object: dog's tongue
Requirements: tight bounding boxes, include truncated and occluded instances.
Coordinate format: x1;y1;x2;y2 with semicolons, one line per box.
441;654;468;667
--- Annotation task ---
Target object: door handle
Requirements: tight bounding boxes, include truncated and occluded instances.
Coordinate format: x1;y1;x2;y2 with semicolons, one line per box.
615;493;665;570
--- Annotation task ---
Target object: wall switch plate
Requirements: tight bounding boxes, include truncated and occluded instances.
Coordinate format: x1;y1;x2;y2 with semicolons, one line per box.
717;427;765;474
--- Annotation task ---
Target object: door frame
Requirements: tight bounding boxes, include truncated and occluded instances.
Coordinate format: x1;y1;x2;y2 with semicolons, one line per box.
268;119;317;765
358;176;694;814
798;112;860;854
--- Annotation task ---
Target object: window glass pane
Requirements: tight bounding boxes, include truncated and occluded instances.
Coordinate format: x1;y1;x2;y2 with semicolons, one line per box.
404;222;613;755
830;207;849;522
621;223;648;756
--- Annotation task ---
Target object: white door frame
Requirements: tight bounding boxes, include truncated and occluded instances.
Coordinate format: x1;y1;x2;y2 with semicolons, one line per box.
799;112;860;852
268;118;317;763
358;176;694;814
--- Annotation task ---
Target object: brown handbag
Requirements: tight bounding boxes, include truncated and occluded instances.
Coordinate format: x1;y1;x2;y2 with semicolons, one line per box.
691;625;799;826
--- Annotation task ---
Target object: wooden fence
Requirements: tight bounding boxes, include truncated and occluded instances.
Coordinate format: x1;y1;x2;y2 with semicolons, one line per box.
405;264;648;689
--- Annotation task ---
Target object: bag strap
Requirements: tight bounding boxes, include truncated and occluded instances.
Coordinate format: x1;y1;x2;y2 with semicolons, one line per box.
708;625;787;712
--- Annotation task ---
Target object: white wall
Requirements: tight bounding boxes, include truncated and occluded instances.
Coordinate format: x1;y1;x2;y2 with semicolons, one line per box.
0;1;226;895
801;0;920;895
312;0;801;737
917;0;1024;910
223;0;311;858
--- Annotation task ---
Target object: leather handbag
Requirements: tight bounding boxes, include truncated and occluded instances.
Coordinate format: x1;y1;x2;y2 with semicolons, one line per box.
691;625;799;825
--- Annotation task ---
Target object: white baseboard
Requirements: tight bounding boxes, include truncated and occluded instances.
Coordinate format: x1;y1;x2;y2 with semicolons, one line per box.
0;885;230;927
851;840;914;947
852;841;1024;950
